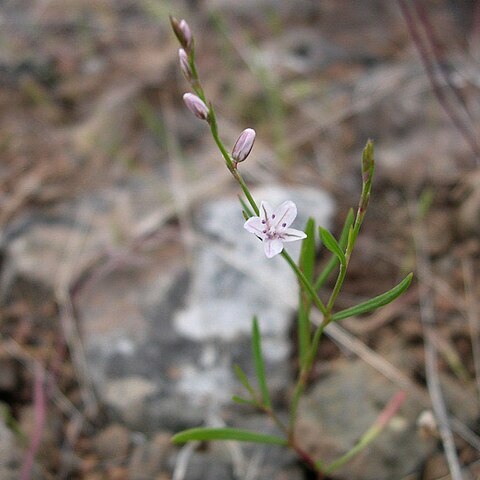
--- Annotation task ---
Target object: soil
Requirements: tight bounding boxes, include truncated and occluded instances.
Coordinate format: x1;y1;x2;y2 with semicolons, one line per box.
0;1;479;479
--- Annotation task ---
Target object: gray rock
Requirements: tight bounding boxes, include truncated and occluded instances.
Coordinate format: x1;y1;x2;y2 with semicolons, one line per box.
77;250;193;430
0;173;170;300
93;424;130;461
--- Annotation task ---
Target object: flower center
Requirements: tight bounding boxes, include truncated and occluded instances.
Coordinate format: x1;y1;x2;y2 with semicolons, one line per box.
263;224;280;240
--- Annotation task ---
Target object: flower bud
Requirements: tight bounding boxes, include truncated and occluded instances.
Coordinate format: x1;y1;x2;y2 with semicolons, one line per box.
232;128;256;163
170;16;193;51
183;93;209;120
178;48;192;82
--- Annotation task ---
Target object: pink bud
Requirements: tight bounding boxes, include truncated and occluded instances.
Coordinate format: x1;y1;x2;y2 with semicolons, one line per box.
183;93;209;120
179;20;193;50
170;16;193;51
232;128;256;163
178;48;192;81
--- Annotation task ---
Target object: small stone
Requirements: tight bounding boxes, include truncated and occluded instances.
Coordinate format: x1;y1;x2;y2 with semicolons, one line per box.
104;378;157;426
93;424;130;461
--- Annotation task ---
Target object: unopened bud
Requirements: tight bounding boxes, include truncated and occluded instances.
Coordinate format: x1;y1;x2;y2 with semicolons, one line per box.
361;139;374;183
183;93;209;120
170;16;193;51
178;48;192;81
232;128;256;163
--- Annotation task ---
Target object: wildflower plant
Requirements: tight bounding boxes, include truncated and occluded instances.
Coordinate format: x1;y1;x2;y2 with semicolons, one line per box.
170;16;413;478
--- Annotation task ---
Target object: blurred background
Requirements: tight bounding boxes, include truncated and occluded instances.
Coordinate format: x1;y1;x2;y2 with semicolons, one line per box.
0;0;480;478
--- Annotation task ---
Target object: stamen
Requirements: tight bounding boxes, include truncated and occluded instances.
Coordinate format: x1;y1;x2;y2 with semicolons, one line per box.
262;220;266;224
282;223;287;227
272;214;276;219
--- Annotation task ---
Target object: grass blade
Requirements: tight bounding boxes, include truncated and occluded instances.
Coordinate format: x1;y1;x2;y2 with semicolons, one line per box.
299;218;316;281
232;395;257;406
319;227;346;267
298;218;316;367
332;273;413;321
233;364;257;399
252;317;271;408
172;427;287;445
239;195;254;218
314;209;354;290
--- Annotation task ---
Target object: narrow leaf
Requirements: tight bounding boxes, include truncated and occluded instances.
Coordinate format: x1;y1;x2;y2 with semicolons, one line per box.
232;395;257;406
252;317;271;408
298;304;310;370
298;218;316;367
172;427;287;445
299;218;316;281
319;227;346;266
233;364;256;399
332;273;413;321
339;210;355;250
314;209;354;290
239;195;254;218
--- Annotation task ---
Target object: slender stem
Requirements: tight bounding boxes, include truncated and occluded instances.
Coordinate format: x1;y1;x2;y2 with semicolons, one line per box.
260;402;324;477
209;107;234;170
232;168;260;216
326;263;346;311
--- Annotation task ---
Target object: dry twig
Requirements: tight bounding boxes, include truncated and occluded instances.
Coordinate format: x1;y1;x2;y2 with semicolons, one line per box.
410;201;465;480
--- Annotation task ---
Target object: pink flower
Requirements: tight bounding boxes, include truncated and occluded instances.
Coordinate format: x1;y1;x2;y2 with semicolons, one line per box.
244;201;307;258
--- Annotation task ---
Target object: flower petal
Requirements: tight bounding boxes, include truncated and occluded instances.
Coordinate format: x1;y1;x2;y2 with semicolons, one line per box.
260;201;273;223
244;216;266;238
263;238;284;258
272;201;297;230
281;228;307;242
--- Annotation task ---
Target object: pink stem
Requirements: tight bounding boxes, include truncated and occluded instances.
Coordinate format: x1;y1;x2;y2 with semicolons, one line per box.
20;363;47;480
376;390;407;429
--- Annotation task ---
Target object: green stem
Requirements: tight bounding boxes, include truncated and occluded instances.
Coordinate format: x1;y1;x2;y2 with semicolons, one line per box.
326;263;346;312
209;107;234;169
208;107;260;216
232;168;259;216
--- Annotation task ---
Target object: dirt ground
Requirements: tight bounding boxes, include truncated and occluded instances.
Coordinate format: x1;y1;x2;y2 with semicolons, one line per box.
1;1;480;479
